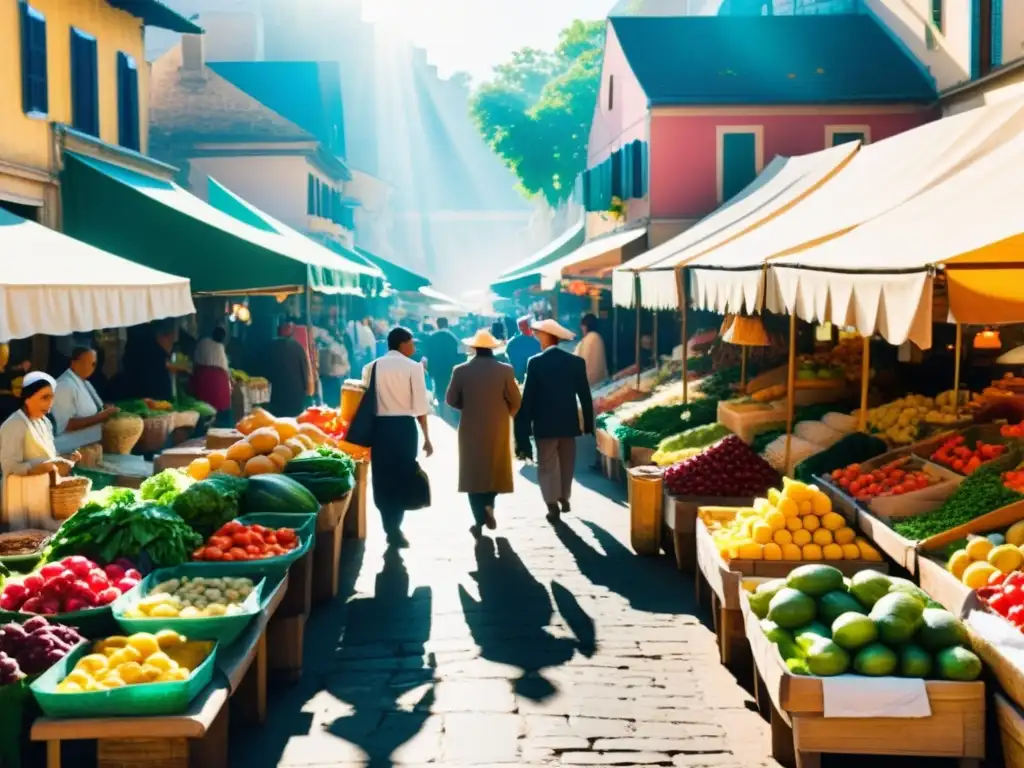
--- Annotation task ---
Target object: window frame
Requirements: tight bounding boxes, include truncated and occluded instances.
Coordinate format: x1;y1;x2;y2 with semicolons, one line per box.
825;124;871;147
116;52;140;151
715;126;764;204
19;1;48;119
70;27;99;137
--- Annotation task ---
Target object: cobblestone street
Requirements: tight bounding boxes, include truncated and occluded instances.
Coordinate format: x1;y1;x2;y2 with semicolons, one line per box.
231;417;776;767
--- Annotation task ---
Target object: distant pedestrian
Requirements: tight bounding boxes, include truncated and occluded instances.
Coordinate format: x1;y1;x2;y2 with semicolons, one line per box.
264;319;310;417
515;319;594;522
446;329;521;540
505;315;541;384
423;318;463;420
575;313;609;387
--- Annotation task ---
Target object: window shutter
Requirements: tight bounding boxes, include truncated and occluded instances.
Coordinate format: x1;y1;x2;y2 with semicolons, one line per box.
117;52;140;151
313;179;321;216
609;149;623;200
970;0;982;79
581;169;592;211
70;29;98;136
307;175;315;215
629;141;646;198
992;0;1004;68
20;2;48;116
620;144;634;200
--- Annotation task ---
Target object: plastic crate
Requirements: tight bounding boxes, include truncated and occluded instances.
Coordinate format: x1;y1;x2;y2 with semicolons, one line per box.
111;565;266;646
184;517;314;576
31;640;217;718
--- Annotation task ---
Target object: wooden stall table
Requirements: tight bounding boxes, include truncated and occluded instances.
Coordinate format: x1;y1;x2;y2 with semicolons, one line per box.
997;693;1024;768
739;588;985;768
153;440;208;473
343;461;368;541
97;455;153;490
312;493;352;603
595;429;622;482
268;549;314;682
663;493;754;573
204;429;242;451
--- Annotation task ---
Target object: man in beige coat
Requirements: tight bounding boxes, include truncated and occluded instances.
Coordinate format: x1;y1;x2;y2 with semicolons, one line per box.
446;329;522;539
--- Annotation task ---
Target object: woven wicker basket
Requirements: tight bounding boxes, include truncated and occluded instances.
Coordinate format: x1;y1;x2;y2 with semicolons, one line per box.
50;476;91;521
172;410;200;430
137;413;174;454
102;415;144;454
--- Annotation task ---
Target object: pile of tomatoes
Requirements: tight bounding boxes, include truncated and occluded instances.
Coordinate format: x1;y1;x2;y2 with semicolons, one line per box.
297;406;347;439
930;436;1006;475
192;521;299;562
829;457;937;501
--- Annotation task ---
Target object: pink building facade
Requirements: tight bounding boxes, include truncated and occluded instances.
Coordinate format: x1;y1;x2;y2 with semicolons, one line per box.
584;11;939;246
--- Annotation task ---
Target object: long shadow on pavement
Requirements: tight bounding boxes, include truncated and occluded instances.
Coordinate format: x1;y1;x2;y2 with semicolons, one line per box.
459;537;594;701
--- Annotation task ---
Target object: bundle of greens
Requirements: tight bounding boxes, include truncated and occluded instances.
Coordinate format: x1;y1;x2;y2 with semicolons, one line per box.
283;445;357;502
114;399;158;418
174;395;216;418
655;423;730;455
139;470;194;506
171;475;249;537
45;492;201;568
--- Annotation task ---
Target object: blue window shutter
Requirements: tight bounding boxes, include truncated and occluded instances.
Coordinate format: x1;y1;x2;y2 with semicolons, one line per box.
19;2;48;116
581;170;592;211
313;179;321;216
630;141;646;198
620;145;633;200
992;0;1004;68
307;175;315;215
609;150;623;199
930;0;942;29
721;132;758;202
117;52;139;151
970;0;982;79
831;131;864;147
70;29;98;136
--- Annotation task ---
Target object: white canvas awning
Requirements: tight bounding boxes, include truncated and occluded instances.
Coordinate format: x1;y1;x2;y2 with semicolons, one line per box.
688;97;1024;318
540;227;646;290
0;207;193;342
767;101;1024;348
611;142;858;309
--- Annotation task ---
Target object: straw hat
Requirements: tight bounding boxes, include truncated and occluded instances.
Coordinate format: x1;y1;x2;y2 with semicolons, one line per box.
462;329;504;350
531;319;576;342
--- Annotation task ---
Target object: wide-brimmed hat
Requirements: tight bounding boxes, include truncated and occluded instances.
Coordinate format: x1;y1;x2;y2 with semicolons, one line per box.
531;319;575;341
462;329;504;350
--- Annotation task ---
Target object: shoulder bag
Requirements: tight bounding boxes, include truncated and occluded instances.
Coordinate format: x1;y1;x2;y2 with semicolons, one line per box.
345;364;377;448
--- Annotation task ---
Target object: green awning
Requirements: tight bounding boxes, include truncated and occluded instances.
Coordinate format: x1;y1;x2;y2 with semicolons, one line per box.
61;153;366;295
354;247;431;292
491;221;586;296
107;0;202;33
206;177;382;290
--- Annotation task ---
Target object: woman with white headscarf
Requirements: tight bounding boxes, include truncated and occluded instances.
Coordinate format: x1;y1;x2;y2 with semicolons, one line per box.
0;372;80;482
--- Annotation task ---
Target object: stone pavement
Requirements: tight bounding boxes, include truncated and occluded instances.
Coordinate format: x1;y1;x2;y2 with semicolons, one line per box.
230;417;778;768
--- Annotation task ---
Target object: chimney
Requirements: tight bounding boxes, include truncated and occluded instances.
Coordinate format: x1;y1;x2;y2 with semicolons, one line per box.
181;33;205;73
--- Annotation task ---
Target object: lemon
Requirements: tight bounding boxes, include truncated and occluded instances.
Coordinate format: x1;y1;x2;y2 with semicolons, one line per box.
155;629;187;649
64;669;94;688
962;560;999;589
150;603;181;618
821;512;845;531
802;543;823;560
803;515;820;532
767;488;782;506
855;538;883;562
127;633;161;659
812;529;833;546
773;529;793;546
841;543;862;560
763;543;782;561
785;516;803;532
781;543;803;561
765;510;786;531
988;544;1024;574
1007;520;1024;548
140;664;163;683
100;676;126;689
783;478;811;502
811;491;832;516
792;529;812;546
118;661;144;685
94;636;128;654
834;527;856;545
776;498;799;519
57;682;83;693
822;543;844;561
159;668;190;683
737;543;763;560
75;654;109;675
145;652;178;673
966;536;994;562
752;522;773;544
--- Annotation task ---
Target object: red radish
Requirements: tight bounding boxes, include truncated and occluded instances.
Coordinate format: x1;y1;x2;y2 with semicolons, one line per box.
103;564;125;581
62;557;92;579
115;578;138;593
22;574;43;595
86;570;109;593
64;598;88;613
95;588;119;605
124;568;142;581
38;563;66;580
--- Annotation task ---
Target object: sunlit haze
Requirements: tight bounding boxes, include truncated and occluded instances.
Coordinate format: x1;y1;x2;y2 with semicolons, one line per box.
365;0;614;81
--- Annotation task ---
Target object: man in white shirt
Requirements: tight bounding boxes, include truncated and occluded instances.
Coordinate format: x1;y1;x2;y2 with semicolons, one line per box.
51;347;119;454
362;327;433;548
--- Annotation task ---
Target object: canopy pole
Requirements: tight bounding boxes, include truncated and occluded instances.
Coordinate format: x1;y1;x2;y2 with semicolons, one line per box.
858;335;871;432
634;273;642;391
740;346;748;392
784;312;797;476
953;323;963;413
653;309;660;373
676;267;689;404
305;288;316;403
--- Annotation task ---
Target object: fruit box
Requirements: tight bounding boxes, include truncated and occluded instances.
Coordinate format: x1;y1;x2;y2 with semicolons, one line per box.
996;693;1024;768
912;424;1017;476
111;566;267;646
31;640;218;718
663;494;756;572
189;517;315;576
738;588;986;765
916;554;973;615
717;399;787;445
962;599;1024;712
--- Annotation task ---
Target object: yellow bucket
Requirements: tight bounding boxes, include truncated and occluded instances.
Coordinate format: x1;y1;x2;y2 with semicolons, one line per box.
339;380;366;423
628;466;664;556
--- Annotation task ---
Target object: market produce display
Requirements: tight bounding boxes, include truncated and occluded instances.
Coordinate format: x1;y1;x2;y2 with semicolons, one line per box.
281;446;356;502
1003;464;1024;492
139;469;194;506
244;474;320;515
192;521;299;563
793;432;888;484
708;479;881;562
0;557;140;614
1001;421;1024;438
55;631;209;691
930;435;1007;475
124;576;255;619
651;423;731;467
665;435;780;498
0;530;51;559
860;391;967;445
946;525;1024;588
748;566;981;680
977;570;1024;629
171;475;249;537
827;457;941;501
45;487;203;569
891;464;1024;540
0;617;83;680
174;396;216;420
615;398;721;455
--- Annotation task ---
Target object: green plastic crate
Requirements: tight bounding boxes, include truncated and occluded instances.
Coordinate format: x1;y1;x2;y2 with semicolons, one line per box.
186;517;314;576
30;641;218;718
111;566;266;646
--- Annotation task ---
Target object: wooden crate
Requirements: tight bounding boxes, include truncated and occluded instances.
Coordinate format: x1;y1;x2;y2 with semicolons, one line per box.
855;508;920;573
717;400;787;445
152;443;208;473
268;550;313;682
312;523;344;604
204;429;242;450
628;446;655;467
343;461;368;540
595;428;618;459
917;554;973;615
695;514;887;668
740;588;986;768
662;493;754;572
997;693;1024;768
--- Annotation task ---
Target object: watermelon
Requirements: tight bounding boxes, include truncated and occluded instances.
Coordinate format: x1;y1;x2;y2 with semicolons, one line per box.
243;475;320;515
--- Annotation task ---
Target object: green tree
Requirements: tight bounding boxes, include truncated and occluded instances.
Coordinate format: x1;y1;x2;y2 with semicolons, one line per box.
470;19;605;206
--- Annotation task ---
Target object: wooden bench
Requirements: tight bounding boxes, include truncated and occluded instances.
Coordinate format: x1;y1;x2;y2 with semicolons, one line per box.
31;576;288;768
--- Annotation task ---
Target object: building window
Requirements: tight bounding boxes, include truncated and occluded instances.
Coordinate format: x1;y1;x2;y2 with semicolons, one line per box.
320;183;331;220
116;53;140;151
607;75;614;111
930;0;942;31
717;127;763;204
971;0;1002;78
307;175;316;215
992;0;1004;68
70;28;99;136
825;125;870;147
19;2;47;117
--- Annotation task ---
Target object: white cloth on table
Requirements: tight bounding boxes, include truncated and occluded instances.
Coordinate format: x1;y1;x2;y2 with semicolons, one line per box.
575;331;609;387
193;338;230;370
821;675;931;718
50;369;102;433
362;351;429;418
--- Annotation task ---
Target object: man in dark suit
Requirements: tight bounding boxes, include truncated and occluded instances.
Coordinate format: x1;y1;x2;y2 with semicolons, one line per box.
515;319;595;522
